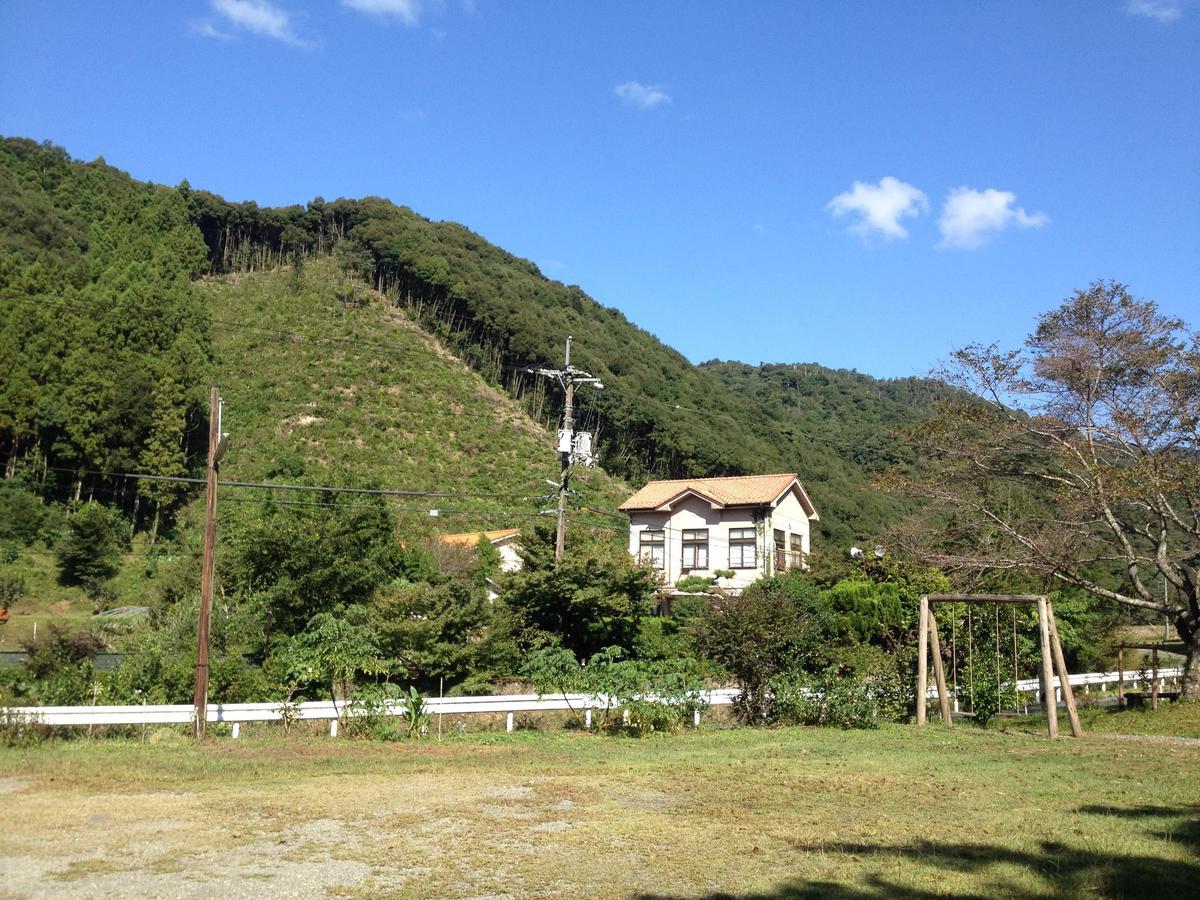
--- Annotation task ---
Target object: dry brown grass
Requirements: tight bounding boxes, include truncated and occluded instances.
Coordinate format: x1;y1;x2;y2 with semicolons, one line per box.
2;723;1198;898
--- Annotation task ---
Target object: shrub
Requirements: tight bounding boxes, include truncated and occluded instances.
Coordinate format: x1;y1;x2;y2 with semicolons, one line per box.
21;623;105;680
0;480;54;545
691;573;833;724
401;685;431;739
342;684;407;741
84;578;119;612
0;707;51;748
675;574;715;594
0;572;27;608
965;656;1018;727
772;670;882;730
523;645;707;736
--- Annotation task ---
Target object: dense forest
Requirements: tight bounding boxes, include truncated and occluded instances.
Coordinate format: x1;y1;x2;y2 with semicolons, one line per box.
0;139;213;536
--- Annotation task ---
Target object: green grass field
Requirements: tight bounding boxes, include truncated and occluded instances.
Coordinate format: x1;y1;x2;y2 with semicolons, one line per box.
2;718;1197;898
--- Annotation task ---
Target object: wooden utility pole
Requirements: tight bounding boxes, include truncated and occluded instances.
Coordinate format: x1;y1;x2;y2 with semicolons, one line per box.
555;372;575;562
193;387;222;739
528;336;603;563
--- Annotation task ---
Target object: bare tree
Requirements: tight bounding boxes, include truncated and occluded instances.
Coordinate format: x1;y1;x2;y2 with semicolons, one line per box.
886;282;1200;697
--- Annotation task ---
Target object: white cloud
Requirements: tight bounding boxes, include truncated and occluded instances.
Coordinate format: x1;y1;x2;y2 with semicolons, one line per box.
826;177;928;241
342;0;422;26
1126;0;1184;23
190;19;232;40
212;0;306;46
614;81;672;110
936;187;1048;249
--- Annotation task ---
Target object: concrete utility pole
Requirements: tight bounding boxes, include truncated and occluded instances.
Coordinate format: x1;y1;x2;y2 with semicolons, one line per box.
529;336;603;562
193;387;228;739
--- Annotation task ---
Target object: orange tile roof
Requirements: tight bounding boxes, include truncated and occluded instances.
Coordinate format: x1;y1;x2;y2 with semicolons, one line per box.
434;528;521;547
619;473;815;514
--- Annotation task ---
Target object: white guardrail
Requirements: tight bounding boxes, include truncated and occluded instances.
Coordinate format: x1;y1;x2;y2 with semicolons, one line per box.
2;689;743;736
2;669;1184;736
929;667;1184;704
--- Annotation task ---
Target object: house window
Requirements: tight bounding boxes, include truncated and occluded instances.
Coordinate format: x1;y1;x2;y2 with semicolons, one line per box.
774;529;788;572
789;533;805;569
638;529;665;569
681;529;709;570
729;528;757;569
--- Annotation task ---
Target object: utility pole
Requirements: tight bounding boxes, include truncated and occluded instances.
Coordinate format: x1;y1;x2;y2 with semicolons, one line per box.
193;387;228;738
530;336;603;562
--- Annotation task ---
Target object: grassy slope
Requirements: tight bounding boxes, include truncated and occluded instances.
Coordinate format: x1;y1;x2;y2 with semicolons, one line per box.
3;725;1197;897
0;540;173;651
200;257;629;534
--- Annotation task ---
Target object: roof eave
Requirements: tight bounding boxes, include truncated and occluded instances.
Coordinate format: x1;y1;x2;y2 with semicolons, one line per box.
769;478;820;520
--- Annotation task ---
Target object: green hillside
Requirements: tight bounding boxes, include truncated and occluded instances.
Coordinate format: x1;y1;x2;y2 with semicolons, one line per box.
202;257;628;529
183;180;960;542
0;137;628;635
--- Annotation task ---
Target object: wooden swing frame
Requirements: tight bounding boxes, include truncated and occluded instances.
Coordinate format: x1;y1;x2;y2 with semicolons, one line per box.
916;594;1082;738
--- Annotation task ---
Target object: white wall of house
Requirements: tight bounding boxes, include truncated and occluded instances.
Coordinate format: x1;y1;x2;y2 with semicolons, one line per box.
767;490;812;572
495;540;523;573
626;486;814;593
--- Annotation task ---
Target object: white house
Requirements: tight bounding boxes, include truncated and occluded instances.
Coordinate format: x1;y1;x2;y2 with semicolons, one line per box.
433;529;523;601
619;473;819;592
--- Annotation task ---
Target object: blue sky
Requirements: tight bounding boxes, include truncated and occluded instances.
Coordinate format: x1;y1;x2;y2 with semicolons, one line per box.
1;1;1197;378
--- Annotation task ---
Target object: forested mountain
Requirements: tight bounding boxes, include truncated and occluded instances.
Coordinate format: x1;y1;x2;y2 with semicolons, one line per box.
702;362;964;543
1;136;960;547
0;138;212;522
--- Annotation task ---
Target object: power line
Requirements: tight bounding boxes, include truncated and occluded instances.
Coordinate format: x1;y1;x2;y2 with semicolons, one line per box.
14;547;201;559
15;463;543;502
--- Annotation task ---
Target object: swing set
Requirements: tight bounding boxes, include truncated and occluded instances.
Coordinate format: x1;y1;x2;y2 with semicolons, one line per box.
916;594;1082;738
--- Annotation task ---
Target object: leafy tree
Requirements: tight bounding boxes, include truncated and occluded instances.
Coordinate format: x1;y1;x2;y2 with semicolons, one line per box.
502;537;656;660
55;503;129;584
364;580;496;692
223;494;404;642
887;282;1200;697
282;613;388;718
690;573;834;723
136;373;190;541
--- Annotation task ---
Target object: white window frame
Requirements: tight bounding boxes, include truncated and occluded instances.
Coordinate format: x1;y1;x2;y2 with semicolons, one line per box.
638;528;665;569
681;529;709;570
728;527;757;569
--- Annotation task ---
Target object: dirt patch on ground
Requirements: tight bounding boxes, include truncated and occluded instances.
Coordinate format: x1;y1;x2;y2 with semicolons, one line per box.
0;777;31;795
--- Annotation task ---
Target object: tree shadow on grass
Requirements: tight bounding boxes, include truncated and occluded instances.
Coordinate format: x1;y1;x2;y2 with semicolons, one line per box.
637;804;1199;899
